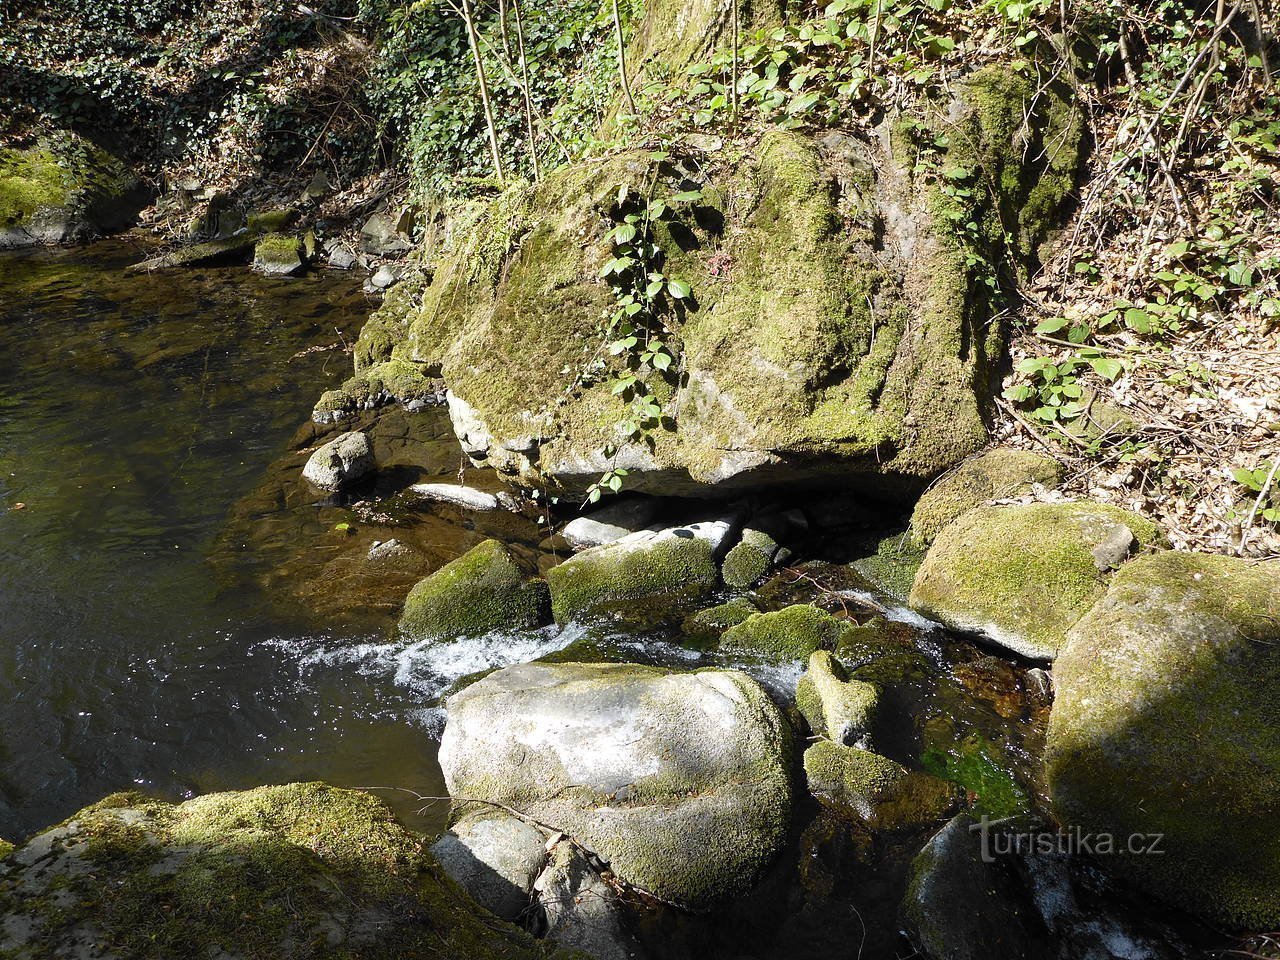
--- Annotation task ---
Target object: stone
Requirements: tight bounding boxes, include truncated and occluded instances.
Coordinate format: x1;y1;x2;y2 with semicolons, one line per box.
908;502;1162;659
0;782;560;960
300;430;374;491
560;497;660;551
438;661;793;910
680;596;759;643
366;263;404;292
1045;550;1280;928
252;232;304;276
721;526;781;589
795;650;879;748
902;814;1044;960
430;810;547;922
534;842;637;960
366;538;418;566
720;604;855;662
803;742;958;830
545;517;736;623
398;539;549;641
347;72;1084;498
360;209;413;255
0;132;148;248
129;232;257;272
910;448;1062;546
409;482;501;511
324;238;359;270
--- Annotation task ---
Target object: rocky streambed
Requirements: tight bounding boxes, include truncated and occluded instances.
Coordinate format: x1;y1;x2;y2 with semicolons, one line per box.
0;240;1276;960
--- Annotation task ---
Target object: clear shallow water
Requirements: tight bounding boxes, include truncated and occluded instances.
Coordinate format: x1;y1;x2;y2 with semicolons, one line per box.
0;239;457;837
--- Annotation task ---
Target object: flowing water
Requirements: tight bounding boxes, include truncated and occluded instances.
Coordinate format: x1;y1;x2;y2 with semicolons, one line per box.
2;239;1201;958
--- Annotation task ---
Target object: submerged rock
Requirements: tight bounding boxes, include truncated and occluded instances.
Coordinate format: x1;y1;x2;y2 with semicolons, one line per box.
409;482;501;511
398;539;549;641
0;782;562;960
430;810;547;922
438;661;793;910
910;448;1062;546
795;650;879;747
301;430;375;491
680;596;760;643
720;603;853;662
0;132;147;248
803;742;958;830
546;517;735;623
909;502;1161;659
1046;550;1280;928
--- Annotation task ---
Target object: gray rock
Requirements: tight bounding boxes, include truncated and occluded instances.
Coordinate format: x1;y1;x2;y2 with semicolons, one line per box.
366;538;417;565
323;238;359;270
561;498;660;551
408;483;500;511
438;661;793;910
431;811;547;922
364;263;404;293
534;841;638;960
795;650;879;748
301;431;374;491
359;210;412;256
902;814;1043;960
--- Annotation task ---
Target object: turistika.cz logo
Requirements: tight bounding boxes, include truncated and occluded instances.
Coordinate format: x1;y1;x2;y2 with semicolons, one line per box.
969;816;1166;863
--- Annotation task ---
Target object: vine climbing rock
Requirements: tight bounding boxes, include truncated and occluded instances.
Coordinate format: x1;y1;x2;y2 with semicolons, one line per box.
335;66;1085;499
0;782;567;960
1046;551;1280;928
437;661;794;911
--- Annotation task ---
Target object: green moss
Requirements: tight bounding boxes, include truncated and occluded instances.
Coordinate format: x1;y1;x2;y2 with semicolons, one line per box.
804;742;958;830
0;783;564;959
910;448;1063;546
721;528;779;589
0;839;13;860
909;501;1162;659
246;208;299;233
848;531;926;602
720;604;855;662
253;232;302;267
1046;550;1280;928
546;528;719;623
0;148;68;226
681;596;760;643
399;539;549;640
921;732;1029;819
795;650;880;744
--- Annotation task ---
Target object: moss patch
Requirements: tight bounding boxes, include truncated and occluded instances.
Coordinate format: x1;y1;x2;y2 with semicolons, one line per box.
399;539;549;640
922;732;1029;819
909;501;1162;659
720;603;857;662
804;742;958;830
0;782;564;959
795;650;880;745
681;596;759;643
1046;550;1280;928
910;447;1062;546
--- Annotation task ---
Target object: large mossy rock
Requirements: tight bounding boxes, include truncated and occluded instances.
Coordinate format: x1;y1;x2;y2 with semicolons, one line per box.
399;539;549;640
720;603;855;661
1045;551;1280;928
0;132;146;248
909;502;1161;659
0;782;564;960
545;518;732;623
910;448;1062;546
438;661;793;910
803;741;958;830
336;66;1083;497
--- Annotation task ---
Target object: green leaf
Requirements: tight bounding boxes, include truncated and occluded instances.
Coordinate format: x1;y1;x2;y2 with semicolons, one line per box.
1034;316;1069;334
667;278;692;299
1090;357;1123;381
652;352;672;371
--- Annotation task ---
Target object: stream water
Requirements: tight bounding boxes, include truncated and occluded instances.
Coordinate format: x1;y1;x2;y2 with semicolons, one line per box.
0;240;1208;958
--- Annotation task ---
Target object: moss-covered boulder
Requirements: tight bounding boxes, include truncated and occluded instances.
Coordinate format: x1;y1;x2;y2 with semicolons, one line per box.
545;518;732;623
253;231;305;276
342;67;1083;497
439;661;793;910
909;502;1161;659
910;448;1062;546
0;132;146;248
795;650;880;747
720;603;854;661
722;526;782;589
680;596;759;642
0;782;564;959
399;539;549;640
1045;551;1280;928
803;742;958;830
